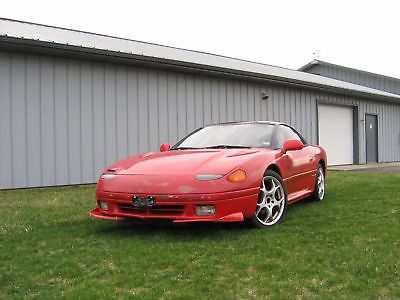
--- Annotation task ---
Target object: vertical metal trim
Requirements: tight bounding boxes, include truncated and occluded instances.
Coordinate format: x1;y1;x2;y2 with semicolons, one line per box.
39;56;43;186
79;61;83;183
191;74;195;128
184;73;188;133
353;106;359;164
157;71;161;147
166;71;170;142
125;67;129;156
24;55;29;185
232;80;235;121
201;76;204;126
91;62;95;180
315;99;319;145
175;73;179;136
9;55;14;187
209;75;213;123
102;63;106;168
114;66;118;160
135;68;139;152
225;78;228;122
52;57;57;184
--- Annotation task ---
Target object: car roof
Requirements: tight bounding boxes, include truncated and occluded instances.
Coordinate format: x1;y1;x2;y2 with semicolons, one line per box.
206;121;287;127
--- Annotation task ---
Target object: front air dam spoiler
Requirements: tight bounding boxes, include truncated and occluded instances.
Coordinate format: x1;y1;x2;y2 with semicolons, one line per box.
90;208;244;223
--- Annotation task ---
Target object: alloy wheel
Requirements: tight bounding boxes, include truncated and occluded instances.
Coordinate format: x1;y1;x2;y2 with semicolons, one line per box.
256;175;286;226
316;167;325;200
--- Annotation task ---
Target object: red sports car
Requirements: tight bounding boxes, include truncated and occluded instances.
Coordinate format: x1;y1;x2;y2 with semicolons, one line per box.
91;122;326;227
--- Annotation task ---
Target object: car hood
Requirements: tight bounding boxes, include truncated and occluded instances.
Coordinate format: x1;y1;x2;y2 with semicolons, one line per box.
98;148;277;194
106;148;267;176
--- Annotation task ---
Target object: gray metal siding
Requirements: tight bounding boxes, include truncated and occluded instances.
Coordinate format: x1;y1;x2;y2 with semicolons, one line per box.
3;18;400;103
1;50;400;189
306;64;400;95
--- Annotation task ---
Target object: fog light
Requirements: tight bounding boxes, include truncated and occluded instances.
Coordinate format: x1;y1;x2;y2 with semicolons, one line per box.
195;205;215;216
99;201;109;211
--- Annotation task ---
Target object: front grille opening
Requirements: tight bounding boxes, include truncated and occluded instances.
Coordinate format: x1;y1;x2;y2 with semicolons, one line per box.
117;203;185;215
150;205;185;215
118;205;146;214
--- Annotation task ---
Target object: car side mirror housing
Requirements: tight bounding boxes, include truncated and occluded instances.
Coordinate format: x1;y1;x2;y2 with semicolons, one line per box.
160;143;171;152
281;139;304;154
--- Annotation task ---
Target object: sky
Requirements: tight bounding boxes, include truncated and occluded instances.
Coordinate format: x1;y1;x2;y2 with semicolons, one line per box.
2;0;400;78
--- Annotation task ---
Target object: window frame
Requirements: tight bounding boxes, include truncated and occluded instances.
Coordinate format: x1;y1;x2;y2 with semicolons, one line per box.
273;124;308;149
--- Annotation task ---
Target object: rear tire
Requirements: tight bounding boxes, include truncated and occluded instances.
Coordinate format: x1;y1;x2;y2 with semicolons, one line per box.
310;164;325;201
250;170;288;228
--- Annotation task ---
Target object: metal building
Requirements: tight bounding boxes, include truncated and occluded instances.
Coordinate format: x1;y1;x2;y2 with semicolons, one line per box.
299;60;400;165
299;60;400;95
1;18;400;189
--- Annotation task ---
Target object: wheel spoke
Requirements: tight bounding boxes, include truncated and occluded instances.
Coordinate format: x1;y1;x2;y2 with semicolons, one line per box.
273;181;280;193
260;179;268;194
275;197;283;206
256;203;265;215
263;205;272;222
270;179;276;190
277;186;283;200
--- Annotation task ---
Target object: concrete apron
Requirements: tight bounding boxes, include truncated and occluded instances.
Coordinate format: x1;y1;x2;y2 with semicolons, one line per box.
328;162;400;172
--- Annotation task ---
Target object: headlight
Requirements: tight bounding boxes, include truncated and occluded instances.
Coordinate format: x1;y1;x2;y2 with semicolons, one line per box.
227;169;247;182
195;174;224;181
101;174;116;180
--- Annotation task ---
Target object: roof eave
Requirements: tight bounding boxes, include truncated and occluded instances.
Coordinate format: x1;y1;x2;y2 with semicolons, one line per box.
300;59;400;83
298;59;320;72
1;36;399;103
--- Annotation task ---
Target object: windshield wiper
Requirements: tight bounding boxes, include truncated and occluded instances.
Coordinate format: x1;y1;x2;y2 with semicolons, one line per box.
171;147;200;150
204;145;251;149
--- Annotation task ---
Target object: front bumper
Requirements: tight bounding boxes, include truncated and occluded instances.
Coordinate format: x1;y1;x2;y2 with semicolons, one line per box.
90;188;259;223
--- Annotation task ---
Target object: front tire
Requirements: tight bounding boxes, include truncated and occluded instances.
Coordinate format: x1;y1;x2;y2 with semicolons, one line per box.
250;170;288;228
310;164;325;201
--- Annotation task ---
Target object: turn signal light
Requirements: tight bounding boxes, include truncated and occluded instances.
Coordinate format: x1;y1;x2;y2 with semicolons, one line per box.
227;169;247;182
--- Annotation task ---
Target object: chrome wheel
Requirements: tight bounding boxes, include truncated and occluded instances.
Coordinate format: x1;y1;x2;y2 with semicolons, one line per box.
316;167;325;200
255;175;286;226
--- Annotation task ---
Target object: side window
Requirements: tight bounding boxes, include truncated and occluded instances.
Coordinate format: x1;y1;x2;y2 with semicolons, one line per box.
276;125;302;148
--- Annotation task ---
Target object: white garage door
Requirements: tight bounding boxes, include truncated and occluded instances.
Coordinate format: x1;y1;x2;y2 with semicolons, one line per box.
318;104;354;165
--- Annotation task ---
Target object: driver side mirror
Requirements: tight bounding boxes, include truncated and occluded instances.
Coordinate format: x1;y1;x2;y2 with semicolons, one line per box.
160;143;171;152
281;139;304;154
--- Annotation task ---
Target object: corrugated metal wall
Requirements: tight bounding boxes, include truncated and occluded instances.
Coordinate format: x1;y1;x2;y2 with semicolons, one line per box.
305;64;400;95
1;50;400;189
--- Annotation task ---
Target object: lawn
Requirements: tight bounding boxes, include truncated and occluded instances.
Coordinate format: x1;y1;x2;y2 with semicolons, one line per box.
0;172;399;299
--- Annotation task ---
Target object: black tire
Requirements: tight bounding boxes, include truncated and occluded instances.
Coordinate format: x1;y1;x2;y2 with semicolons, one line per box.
250;169;288;228
310;164;325;201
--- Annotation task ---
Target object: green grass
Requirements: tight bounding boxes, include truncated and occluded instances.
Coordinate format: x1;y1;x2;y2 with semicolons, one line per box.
1;172;399;299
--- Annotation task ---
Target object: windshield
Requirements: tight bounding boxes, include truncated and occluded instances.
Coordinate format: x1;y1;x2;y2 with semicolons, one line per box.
172;123;275;149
